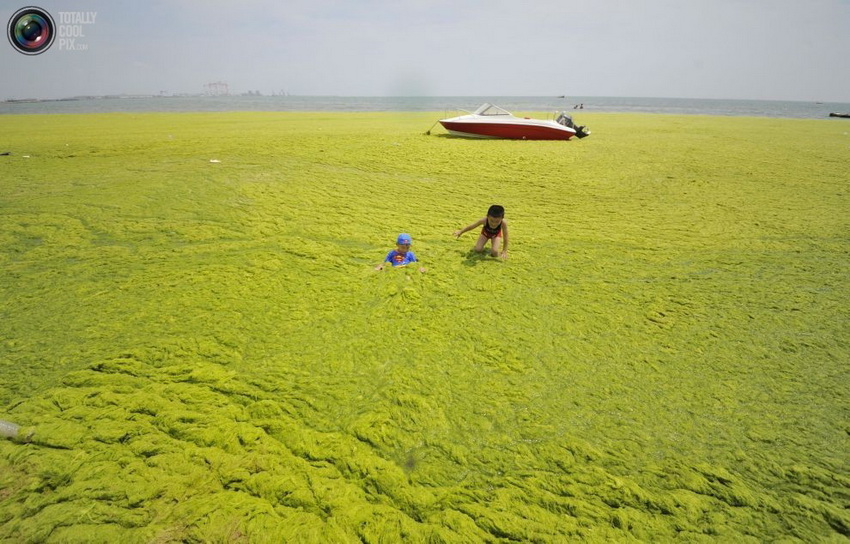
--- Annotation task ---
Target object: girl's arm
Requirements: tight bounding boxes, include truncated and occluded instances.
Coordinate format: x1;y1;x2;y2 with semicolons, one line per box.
499;220;509;258
453;218;485;238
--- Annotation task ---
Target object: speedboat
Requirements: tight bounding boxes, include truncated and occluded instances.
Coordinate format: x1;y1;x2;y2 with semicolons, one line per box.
437;103;590;140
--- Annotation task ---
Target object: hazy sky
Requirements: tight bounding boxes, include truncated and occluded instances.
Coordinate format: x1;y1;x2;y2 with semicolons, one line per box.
3;0;849;102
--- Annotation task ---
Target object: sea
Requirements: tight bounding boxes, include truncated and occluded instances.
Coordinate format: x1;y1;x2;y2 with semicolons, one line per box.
1;95;849;119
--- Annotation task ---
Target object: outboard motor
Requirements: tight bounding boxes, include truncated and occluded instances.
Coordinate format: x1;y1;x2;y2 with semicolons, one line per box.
556;112;591;139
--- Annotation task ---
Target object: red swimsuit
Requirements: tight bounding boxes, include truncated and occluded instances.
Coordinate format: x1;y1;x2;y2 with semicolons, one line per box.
481;219;503;239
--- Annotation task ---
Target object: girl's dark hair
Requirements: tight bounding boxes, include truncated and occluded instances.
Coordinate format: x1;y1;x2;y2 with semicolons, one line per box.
487;204;505;218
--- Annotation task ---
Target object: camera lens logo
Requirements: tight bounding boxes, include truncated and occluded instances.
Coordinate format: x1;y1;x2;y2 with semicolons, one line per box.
8;6;55;55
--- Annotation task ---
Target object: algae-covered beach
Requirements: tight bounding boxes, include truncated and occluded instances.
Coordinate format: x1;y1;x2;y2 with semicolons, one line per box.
0;111;847;542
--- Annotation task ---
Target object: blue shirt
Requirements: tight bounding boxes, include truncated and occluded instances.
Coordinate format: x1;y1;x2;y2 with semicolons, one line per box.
384;250;417;267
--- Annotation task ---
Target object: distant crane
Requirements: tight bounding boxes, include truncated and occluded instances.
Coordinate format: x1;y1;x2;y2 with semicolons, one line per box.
203;81;229;96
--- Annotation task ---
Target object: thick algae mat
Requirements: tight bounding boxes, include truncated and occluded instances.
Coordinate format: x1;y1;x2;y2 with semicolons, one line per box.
0;111;848;542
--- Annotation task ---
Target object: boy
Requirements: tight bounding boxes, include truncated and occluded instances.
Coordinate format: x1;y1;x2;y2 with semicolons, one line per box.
375;233;426;271
454;204;509;259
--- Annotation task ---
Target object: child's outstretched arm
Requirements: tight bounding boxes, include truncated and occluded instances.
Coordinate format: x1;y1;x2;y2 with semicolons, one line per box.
411;256;426;273
499;220;509;259
453;218;485;238
375;251;392;270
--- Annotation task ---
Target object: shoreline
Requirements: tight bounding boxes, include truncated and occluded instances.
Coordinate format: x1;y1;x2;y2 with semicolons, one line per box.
3;95;848;119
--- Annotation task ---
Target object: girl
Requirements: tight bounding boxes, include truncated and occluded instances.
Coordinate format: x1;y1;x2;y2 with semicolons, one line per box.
454;204;509;259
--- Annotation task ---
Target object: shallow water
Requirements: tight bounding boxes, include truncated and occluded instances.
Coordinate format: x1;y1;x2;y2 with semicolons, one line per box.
3;94;849;119
0;112;848;541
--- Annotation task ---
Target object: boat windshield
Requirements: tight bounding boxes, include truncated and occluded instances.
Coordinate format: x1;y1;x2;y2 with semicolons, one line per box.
473;103;513;116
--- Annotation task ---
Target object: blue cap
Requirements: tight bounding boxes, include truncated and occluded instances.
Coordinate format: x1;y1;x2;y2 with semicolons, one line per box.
397;233;412;245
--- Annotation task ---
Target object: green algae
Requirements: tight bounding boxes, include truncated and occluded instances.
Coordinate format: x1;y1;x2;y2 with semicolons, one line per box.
0;111;848;542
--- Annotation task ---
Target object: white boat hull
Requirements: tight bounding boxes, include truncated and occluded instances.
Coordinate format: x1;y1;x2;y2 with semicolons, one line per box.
437;103;588;140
